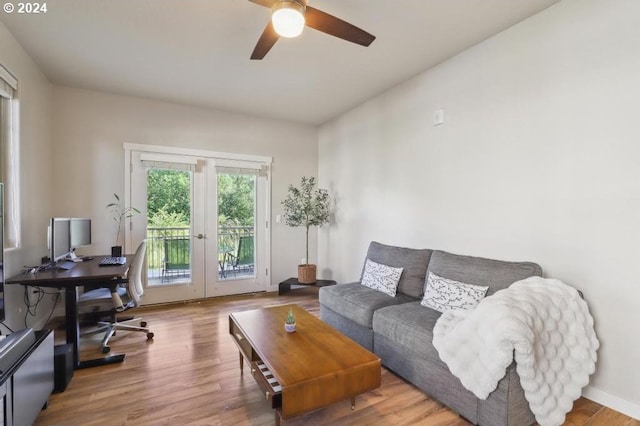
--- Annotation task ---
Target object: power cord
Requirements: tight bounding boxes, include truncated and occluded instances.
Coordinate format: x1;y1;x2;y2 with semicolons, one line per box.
42;290;62;328
0;322;15;334
23;286;61;328
21;263;49;275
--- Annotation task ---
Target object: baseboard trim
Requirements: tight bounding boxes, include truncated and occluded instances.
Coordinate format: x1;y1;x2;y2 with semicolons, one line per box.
583;386;640;420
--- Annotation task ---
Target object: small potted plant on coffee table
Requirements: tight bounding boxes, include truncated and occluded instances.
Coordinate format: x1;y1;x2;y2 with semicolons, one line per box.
284;308;296;333
281;176;330;284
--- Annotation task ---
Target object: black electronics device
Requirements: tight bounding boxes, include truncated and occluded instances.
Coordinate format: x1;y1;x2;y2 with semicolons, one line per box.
53;343;74;392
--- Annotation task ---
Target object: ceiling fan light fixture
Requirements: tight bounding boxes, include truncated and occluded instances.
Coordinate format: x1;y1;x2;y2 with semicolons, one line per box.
272;0;305;38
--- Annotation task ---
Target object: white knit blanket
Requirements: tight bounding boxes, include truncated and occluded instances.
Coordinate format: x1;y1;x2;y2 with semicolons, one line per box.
432;276;599;426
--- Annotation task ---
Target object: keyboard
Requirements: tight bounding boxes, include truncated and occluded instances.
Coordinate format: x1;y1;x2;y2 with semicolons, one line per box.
99;256;126;266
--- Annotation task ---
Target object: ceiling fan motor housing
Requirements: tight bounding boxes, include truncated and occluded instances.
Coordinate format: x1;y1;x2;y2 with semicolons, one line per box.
272;0;307;12
272;0;307;38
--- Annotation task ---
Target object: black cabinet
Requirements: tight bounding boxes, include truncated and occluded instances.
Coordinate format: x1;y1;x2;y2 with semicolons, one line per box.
1;329;54;426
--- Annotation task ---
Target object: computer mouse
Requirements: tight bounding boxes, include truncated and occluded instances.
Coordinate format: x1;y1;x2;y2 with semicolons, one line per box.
83;256;94;261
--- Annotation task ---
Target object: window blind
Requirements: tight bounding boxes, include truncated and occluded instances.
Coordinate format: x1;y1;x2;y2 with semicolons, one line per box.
215;166;261;176
0;65;17;99
140;153;197;172
215;160;268;177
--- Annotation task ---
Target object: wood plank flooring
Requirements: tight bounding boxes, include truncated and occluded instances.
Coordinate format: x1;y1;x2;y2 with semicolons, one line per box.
36;289;638;426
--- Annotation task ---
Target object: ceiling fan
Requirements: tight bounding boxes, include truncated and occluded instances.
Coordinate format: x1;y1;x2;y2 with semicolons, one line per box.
249;0;376;60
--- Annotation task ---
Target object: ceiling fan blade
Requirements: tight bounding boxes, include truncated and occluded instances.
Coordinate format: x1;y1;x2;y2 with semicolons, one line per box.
305;6;375;47
251;21;279;60
248;0;276;8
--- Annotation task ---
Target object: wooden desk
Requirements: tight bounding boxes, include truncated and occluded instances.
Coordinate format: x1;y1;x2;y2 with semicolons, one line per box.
6;255;131;369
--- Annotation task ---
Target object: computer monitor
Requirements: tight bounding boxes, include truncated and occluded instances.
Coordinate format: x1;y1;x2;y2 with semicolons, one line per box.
70;218;91;249
50;218;71;262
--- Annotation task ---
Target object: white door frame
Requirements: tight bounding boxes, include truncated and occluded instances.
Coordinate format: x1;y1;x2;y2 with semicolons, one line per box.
205;159;269;297
129;150;204;304
124;143;272;304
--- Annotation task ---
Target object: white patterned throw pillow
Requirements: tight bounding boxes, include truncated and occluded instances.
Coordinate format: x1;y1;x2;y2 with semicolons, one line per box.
421;271;489;313
361;259;404;297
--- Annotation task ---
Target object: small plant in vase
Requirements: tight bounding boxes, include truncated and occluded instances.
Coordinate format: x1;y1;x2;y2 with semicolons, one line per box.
107;193;140;257
284;308;296;333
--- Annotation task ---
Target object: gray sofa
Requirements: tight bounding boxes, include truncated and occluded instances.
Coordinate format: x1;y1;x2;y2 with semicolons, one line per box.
319;241;543;426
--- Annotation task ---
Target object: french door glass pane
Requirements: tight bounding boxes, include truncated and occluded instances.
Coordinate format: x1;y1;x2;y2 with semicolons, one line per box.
217;173;256;281
145;168;193;286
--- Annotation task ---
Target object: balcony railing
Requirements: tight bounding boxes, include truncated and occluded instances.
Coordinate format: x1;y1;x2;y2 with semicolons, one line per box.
146;225;254;284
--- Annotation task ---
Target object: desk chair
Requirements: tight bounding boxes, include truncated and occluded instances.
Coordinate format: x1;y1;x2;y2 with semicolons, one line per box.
78;241;154;354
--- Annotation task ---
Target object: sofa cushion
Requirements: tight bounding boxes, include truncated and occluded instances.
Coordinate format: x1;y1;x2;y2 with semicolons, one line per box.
421;271;489;313
319;283;416;328
427;250;542;296
373;301;442;362
361;259;403;297
363;241;433;299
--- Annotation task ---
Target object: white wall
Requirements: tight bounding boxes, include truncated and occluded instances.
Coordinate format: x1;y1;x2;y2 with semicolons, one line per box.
318;0;640;419
51;86;318;291
0;21;54;331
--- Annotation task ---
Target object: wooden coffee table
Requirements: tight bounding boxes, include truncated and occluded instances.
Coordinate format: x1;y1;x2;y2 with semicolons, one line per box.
229;304;381;424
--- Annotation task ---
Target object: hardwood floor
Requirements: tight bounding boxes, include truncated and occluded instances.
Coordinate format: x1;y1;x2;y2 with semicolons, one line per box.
36;289;638;426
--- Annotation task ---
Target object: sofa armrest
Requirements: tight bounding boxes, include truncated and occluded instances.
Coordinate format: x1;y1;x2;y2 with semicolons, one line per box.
478;361;535;426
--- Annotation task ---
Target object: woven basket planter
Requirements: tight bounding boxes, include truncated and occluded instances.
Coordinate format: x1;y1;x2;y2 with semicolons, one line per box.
297;264;317;284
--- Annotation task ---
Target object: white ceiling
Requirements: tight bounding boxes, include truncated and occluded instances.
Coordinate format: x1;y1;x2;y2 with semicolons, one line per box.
1;0;558;125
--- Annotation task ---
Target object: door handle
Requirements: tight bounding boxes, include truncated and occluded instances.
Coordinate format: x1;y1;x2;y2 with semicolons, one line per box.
195;234;205;239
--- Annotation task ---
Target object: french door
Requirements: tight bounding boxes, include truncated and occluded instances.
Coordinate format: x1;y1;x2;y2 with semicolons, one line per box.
204;162;268;297
126;145;270;305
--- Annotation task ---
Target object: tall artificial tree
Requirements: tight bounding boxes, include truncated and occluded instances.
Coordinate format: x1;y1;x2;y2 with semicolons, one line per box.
281;176;330;266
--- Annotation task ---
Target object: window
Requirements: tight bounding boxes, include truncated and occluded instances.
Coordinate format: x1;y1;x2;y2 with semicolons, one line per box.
0;64;19;248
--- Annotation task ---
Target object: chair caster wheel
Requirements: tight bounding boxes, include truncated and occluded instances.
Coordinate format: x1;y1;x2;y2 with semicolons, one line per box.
102;346;111;354
140;321;147;327
147;332;154;340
